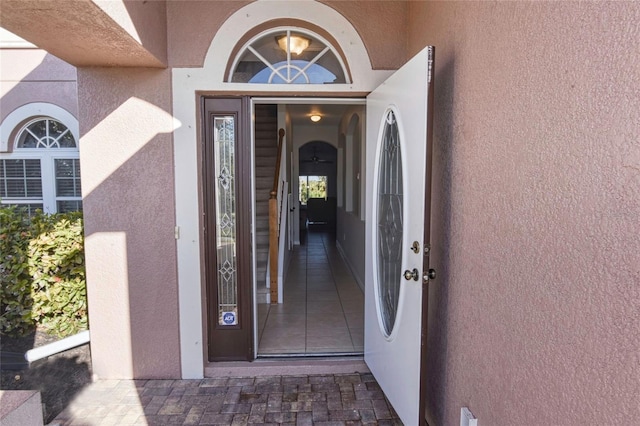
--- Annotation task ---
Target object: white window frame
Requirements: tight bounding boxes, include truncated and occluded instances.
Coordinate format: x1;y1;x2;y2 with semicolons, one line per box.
228;26;351;85
0;105;80;214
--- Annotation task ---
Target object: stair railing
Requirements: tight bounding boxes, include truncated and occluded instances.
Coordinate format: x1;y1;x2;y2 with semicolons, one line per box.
269;129;286;303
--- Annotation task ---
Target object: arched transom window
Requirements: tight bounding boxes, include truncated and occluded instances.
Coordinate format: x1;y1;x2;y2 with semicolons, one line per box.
229;27;350;84
17;118;76;149
0;117;81;214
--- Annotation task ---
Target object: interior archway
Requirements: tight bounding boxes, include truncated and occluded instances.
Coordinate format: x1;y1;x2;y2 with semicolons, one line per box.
298;141;337;230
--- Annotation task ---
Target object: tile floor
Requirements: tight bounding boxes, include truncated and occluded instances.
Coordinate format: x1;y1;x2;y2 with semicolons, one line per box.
257;230;364;355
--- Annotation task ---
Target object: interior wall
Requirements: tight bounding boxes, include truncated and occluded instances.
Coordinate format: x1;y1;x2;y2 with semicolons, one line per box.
408;2;640;424
78;67;180;379
336;107;366;289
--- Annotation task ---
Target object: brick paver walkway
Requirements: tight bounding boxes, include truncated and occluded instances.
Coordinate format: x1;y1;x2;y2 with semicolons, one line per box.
53;373;402;425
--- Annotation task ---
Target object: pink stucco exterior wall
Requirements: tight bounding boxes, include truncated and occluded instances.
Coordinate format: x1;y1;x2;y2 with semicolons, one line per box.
5;5;636;415
321;1;407;70
408;2;640;424
166;0;250;67
78;68;180;379
0;50;77;123
57;0;410;380
165;1;406;69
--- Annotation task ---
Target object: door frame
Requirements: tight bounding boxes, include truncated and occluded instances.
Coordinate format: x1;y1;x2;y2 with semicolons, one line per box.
202;96;254;361
250;96;366;359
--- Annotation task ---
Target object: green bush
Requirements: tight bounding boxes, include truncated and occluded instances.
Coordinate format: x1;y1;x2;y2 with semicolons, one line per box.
0;207;87;338
0;207;35;336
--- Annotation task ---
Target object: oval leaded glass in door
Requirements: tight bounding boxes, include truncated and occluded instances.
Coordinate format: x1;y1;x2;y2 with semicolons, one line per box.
375;109;403;337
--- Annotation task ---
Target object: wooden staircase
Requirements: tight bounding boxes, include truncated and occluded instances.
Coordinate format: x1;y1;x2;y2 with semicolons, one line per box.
254;105;278;301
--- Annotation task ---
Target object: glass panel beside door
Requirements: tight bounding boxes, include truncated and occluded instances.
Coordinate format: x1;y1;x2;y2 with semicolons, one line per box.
203;97;252;361
213;116;239;327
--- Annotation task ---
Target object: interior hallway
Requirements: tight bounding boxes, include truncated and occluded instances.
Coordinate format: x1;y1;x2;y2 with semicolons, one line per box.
257;229;364;355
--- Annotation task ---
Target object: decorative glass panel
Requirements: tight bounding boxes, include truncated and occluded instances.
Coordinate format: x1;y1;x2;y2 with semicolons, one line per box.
17;118;76;149
375;110;403;337
230;28;349;84
0;159;42;198
214;116;239;326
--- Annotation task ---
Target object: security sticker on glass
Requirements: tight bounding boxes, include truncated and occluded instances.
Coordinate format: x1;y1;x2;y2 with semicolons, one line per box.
222;311;237;326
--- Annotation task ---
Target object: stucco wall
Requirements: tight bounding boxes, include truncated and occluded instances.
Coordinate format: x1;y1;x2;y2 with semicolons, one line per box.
0;49;77;124
408;2;640;425
78;68;180;379
165;0;406;70
321;0;407;70
166;0;250;67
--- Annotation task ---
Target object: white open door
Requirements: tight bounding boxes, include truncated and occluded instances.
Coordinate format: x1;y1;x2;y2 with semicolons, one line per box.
365;46;435;425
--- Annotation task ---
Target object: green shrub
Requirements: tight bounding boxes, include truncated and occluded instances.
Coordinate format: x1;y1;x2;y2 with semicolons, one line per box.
29;212;87;337
0;207;35;336
0;207;87;338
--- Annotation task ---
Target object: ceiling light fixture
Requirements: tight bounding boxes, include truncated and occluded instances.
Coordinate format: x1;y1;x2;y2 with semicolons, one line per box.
276;35;310;55
310;114;322;123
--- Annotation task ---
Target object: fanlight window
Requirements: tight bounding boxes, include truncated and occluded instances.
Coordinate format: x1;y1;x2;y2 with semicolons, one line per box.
17;118;76;149
0;117;81;214
229;28;350;84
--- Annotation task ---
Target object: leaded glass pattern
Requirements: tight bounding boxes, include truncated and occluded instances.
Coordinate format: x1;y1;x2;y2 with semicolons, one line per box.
376;110;403;337
214;116;239;326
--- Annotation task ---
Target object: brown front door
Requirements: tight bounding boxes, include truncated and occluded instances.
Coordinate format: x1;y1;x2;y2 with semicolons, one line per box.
202;97;253;361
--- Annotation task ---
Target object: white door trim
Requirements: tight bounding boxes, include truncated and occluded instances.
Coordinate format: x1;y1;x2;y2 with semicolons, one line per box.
172;0;391;379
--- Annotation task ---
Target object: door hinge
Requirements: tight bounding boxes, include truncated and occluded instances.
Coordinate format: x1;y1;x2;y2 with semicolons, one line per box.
174;226;180;239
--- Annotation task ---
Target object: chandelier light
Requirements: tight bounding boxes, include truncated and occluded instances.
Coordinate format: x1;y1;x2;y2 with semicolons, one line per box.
276;35;310;55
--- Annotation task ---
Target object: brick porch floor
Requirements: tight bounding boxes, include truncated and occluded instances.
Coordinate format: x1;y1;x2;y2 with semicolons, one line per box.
52;373;402;425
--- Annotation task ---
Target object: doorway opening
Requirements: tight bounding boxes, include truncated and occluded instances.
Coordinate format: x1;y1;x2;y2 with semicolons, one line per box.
252;99;366;357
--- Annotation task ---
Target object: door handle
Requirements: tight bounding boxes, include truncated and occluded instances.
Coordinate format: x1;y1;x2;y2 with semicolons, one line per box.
403;268;419;281
423;269;436;282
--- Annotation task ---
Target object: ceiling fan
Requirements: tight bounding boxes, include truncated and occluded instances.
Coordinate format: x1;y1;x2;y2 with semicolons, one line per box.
302;154;332;164
301;148;333;164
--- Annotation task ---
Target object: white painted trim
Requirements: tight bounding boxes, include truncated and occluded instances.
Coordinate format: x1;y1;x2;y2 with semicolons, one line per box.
172;0;391;379
1;103;79;152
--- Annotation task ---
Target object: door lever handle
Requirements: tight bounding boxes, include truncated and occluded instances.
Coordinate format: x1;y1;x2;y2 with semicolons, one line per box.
403;268;419;281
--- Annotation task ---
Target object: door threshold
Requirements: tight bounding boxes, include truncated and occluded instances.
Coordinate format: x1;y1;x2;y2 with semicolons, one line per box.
258;351;364;358
204;356;368;378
